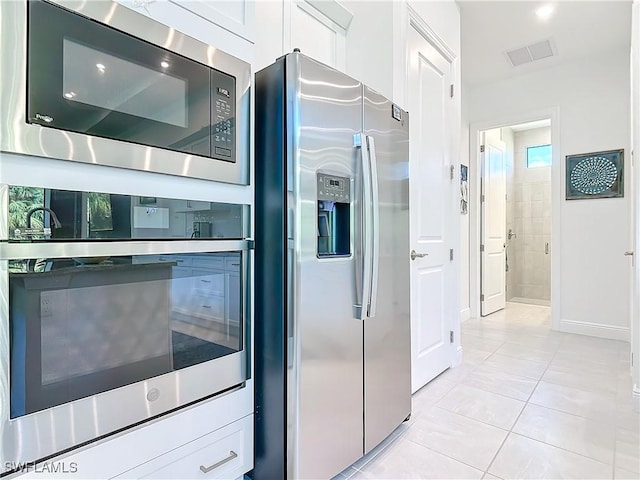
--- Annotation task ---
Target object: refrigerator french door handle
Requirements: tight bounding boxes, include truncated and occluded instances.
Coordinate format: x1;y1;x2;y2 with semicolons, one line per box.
366;135;379;318
354;132;372;320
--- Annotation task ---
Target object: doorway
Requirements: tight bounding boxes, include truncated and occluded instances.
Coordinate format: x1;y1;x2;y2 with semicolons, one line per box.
506;120;552;306
479;118;553;316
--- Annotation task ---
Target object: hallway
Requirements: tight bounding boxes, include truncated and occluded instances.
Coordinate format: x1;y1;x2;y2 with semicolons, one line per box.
336;303;639;479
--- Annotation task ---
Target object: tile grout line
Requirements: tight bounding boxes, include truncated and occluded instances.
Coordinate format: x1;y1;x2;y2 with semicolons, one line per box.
506;430;615;467
397;433;494;476
481;336;562;477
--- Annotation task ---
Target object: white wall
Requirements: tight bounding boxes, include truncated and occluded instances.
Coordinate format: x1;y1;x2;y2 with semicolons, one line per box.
468;48;632;341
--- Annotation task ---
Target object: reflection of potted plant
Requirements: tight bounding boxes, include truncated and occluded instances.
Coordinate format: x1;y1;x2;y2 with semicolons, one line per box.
8;186;44;236
87;192;113;233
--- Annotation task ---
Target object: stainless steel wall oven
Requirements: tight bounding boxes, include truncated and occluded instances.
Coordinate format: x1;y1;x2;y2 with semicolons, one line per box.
1;0;250;185
0;185;251;471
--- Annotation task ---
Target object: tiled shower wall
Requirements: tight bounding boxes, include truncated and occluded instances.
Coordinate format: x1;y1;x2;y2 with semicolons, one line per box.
506;126;552;304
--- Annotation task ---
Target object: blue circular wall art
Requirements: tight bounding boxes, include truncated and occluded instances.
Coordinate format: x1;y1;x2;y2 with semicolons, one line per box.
565;149;623;200
570;156;617;195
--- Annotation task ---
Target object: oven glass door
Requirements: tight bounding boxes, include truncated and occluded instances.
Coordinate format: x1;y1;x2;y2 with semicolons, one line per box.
9;250;245;418
27;0;235;159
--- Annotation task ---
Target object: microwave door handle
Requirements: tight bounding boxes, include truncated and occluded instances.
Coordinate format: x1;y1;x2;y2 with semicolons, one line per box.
366;135;379;318
353;133;372;320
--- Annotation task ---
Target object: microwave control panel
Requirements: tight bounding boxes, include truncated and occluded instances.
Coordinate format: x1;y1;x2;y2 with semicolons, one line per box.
212;70;236;163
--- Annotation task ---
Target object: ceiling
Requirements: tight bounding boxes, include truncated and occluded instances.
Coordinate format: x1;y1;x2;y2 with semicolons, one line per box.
458;1;633;86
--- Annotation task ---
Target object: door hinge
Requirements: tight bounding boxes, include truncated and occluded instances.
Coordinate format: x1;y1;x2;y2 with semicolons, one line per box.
480;145;485;153
450;165;455;180
450;330;454;343
450;84;454;98
481;194;485;202
480;244;485;252
480;294;485;301
450;248;454;261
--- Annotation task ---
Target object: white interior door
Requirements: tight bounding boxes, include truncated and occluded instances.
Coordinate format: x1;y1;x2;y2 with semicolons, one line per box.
408;25;455;393
480;130;507;316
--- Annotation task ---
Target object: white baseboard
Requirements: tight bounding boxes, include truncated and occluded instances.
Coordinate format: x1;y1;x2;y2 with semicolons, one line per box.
634;385;640;413
559;319;630;342
460;308;471;322
509;297;550;307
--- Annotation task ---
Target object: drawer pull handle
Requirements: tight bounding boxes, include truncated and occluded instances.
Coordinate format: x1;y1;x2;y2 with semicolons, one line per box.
202;305;211;309
200;280;212;283
200;450;237;474
231;263;240;267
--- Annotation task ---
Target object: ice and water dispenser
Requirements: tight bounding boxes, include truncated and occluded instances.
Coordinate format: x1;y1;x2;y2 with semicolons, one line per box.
317;173;351;257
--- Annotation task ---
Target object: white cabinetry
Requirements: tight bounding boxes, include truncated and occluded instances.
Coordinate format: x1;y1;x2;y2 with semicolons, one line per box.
9;391;254;480
117;414;252;479
153;253;240;332
114;0;254;64
173;1;254;43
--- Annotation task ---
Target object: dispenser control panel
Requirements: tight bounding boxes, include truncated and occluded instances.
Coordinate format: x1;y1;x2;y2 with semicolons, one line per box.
317;173;351;202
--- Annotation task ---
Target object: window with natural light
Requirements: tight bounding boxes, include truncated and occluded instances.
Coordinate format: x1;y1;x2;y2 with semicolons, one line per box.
526;144;552;168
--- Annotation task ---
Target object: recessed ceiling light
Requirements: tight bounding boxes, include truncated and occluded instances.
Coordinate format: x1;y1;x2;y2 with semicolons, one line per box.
64;91;76;99
96;63;106;72
536;4;554;20
160;61;170;68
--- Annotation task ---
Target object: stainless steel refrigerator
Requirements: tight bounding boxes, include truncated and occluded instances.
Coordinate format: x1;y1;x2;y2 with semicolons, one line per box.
254;52;411;480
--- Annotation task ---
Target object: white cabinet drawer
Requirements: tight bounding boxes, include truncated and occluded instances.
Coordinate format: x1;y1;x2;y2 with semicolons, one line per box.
193;256;225;270
157;255;193;266
192;294;225;320
224;257;241;272
116;414;253;479
193;269;225;296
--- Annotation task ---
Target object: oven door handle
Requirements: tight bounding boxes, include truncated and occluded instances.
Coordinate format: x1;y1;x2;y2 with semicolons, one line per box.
0;239;253;260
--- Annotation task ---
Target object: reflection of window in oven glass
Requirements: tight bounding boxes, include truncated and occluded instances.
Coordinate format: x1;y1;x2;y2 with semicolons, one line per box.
87;192;113;233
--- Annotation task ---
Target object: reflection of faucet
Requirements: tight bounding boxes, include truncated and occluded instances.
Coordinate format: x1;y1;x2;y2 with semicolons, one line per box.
508;229;517;240
24;207;61;273
26;206;62;229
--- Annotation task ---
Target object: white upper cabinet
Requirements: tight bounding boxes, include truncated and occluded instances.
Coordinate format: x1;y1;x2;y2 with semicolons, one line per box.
114;0;255;63
285;1;352;71
173;1;255;43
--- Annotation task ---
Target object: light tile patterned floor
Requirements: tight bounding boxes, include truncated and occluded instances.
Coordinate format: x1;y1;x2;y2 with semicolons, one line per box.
333;302;640;480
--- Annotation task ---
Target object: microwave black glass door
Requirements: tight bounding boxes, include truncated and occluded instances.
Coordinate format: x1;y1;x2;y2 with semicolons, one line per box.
27;0;219;158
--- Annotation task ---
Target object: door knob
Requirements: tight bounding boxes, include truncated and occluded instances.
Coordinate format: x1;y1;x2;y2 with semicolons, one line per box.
410;250;428;261
624;251;634;256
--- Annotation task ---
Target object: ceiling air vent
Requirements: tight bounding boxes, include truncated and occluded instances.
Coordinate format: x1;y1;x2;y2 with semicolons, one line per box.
505;39;555;67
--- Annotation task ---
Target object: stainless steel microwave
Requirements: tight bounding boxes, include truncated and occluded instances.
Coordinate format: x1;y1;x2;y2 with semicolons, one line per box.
0;0;250;185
